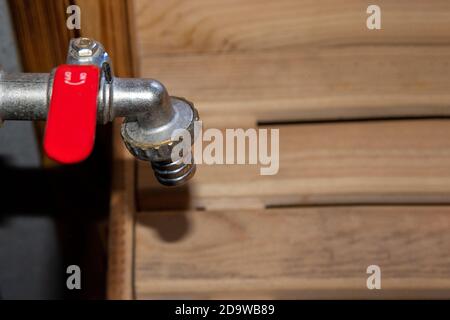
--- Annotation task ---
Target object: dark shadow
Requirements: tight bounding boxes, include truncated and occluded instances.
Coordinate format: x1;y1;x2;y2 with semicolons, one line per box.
136;170;192;242
137;182;193;211
0;124;112;299
139;211;190;243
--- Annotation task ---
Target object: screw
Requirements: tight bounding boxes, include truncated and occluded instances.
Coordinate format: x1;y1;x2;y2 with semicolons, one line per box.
66;37;110;69
76;38;93;48
71;38;98;57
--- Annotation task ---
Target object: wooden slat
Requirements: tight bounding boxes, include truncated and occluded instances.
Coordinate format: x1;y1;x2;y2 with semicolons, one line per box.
135;206;450;299
71;0;138;299
74;0;136;77
7;0;75;166
9;0;138;299
138;46;450;128
129;0;450;299
8;0;135;77
107;122;136;300
8;0;74;72
138;120;450;211
133;0;450;55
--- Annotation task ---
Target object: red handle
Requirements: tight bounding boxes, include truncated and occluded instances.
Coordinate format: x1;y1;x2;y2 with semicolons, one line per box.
44;65;100;164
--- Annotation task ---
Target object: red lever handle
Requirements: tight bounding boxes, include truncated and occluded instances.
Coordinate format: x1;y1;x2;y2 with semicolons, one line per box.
44;65;100;164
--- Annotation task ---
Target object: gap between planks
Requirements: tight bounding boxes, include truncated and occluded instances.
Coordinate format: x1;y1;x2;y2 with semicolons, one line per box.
138;119;450;211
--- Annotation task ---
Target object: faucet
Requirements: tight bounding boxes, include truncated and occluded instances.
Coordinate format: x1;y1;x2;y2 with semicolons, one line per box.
0;38;199;186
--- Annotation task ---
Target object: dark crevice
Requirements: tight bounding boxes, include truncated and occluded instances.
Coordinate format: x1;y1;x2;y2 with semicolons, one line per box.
258;115;450;127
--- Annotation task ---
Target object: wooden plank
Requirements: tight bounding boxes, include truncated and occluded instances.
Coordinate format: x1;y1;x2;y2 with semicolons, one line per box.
107;122;136;300
71;0;138;299
135;206;450;299
74;0;137;77
138;46;450;128
8;0;137;299
133;1;450;126
7;0;74;72
8;0;135;77
7;0;75;166
138;120;450;211
133;0;450;55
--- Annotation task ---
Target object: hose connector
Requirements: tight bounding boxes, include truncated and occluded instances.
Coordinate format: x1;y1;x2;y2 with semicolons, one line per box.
121;96;199;186
0;37;200;186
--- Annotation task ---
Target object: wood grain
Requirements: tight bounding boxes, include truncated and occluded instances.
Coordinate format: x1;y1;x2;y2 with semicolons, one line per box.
9;0;138;298
107;122;136;300
71;0;139;299
135;206;450;299
74;0;136;77
133;0;450;55
7;0;75;166
130;0;450;299
138;120;450;211
138;46;450;128
7;0;74;72
12;0;450;299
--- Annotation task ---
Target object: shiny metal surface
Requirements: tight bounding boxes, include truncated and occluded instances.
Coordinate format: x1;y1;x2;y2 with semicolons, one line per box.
0;37;200;186
0;72;50;120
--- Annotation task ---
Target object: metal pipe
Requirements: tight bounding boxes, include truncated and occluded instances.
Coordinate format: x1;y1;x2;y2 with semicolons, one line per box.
0;72;50;120
0;37;199;186
0;67;199;186
0;72;174;125
111;78;174;127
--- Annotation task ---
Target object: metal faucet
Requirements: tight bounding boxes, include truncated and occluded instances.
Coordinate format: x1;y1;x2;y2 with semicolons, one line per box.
0;38;199;186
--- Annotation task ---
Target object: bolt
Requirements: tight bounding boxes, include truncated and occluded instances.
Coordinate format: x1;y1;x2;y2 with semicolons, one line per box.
66;37;110;69
76;38;93;48
71;38;98;57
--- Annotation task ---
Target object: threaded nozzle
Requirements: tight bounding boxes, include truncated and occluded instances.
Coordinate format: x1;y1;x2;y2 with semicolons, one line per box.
151;153;196;186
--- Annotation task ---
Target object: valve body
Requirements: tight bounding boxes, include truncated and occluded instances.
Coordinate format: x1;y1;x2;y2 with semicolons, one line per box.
0;38;199;186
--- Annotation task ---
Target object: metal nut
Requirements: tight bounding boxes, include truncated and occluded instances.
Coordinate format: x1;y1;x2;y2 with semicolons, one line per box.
70;38;98;57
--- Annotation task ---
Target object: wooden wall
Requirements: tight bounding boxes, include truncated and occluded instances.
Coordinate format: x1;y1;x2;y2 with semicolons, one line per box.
9;0;450;299
132;0;450;128
130;0;450;299
8;0;137;299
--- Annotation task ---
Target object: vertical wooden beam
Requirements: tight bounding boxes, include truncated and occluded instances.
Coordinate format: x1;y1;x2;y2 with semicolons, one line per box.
8;0;137;299
74;0;136;77
8;0;75;166
73;0;137;300
7;0;74;72
107;137;136;300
